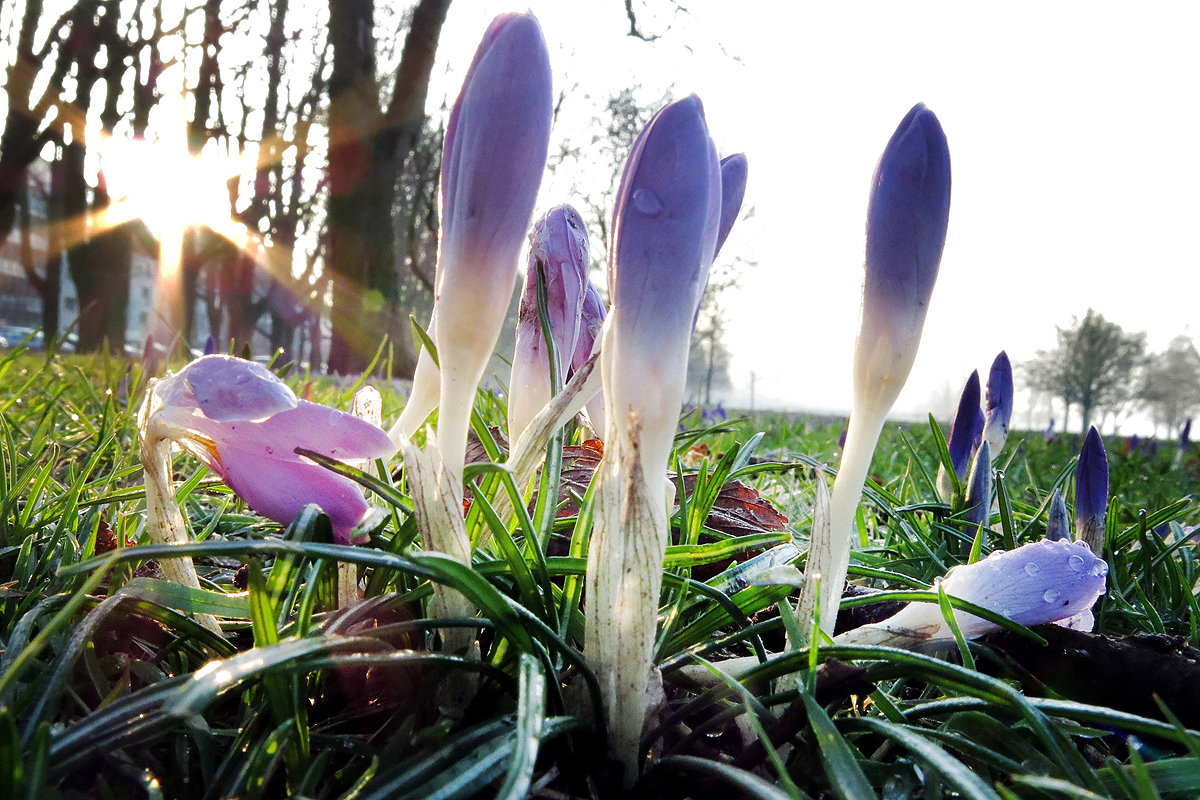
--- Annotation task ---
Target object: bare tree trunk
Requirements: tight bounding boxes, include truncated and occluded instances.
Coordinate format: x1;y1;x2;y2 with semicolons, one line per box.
325;0;450;375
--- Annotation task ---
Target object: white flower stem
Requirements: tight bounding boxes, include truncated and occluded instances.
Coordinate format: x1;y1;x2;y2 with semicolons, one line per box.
139;435;222;635
797;407;888;639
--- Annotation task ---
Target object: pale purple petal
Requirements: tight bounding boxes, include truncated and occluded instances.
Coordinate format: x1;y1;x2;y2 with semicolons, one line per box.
216;401;393;464
571;280;607;374
714;153;747;258
182;355;297;422
211;444;373;544
872;538;1108;641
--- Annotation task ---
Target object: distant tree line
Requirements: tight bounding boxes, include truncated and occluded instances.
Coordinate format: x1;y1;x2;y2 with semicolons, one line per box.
1023;308;1200;436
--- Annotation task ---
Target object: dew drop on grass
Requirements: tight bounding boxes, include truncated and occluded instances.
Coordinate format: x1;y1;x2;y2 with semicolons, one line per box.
632;188;663;216
1043;588;1061;603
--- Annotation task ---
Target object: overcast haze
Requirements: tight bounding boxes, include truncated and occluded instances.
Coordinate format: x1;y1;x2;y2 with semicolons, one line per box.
430;2;1199;432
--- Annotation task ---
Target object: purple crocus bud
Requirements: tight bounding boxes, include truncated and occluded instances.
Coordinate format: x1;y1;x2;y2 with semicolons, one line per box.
838;538;1108;645
586;94;722;781
962;441;992;537
433;12;553;484
1181;419;1192;450
984;351;1013;455
1045;488;1070;541
142;355;392;544
570;280;608;437
203;335;217;356
1075;426;1109;555
936;370;981;502
508;204;589;444
714;153;748;258
799;105;951;639
142;335;160;377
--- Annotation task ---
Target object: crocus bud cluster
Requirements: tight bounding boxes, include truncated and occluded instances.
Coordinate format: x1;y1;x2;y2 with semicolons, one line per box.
800;104;951;637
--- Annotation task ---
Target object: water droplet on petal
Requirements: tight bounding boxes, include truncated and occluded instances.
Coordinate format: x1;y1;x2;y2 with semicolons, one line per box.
989;549;1006;558
1092;560;1109;577
328;410;342;426
1024;563;1040;576
1043;588;1061;603
632;188;662;216
1068;554;1085;572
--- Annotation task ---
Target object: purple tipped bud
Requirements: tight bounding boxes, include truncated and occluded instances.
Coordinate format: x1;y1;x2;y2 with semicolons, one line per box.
1181;418;1192;450
963;441;992;533
203;335;217;356
714;153;747;258
948;370;982;480
1046;489;1070;541
508;204;589;442
606;94;722;469
433;12;554;478
854;104;951;413
984;351;1013;454
1075;426;1109;554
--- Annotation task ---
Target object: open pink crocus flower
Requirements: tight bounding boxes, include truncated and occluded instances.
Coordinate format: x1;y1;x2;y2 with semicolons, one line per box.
140;355;392;545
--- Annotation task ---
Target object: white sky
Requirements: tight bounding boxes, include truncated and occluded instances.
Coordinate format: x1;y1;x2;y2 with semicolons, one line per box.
433;1;1200;427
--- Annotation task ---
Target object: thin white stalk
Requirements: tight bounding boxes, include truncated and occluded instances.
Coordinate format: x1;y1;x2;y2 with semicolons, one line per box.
797;407;888;639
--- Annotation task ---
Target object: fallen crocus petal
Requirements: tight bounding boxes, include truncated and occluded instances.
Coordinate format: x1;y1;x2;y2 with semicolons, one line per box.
984;351;1013;454
1075;426;1109;555
800;103;951;638
144;355;392;545
837;538;1108;645
507;204;589;444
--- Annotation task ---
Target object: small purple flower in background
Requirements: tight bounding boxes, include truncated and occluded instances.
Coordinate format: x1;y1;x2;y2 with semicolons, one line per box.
141;355;392;544
1045;488;1070;541
1127;434;1141;455
1043;418;1056;442
142;335;160;377
837;537;1108;645
937;370;981;502
1075;425;1109;555
571;280;608;437
586;94;723;781
801;104;951;639
203;335;217;356
1181;418;1192;449
508;204;589;445
984;351;1013;455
